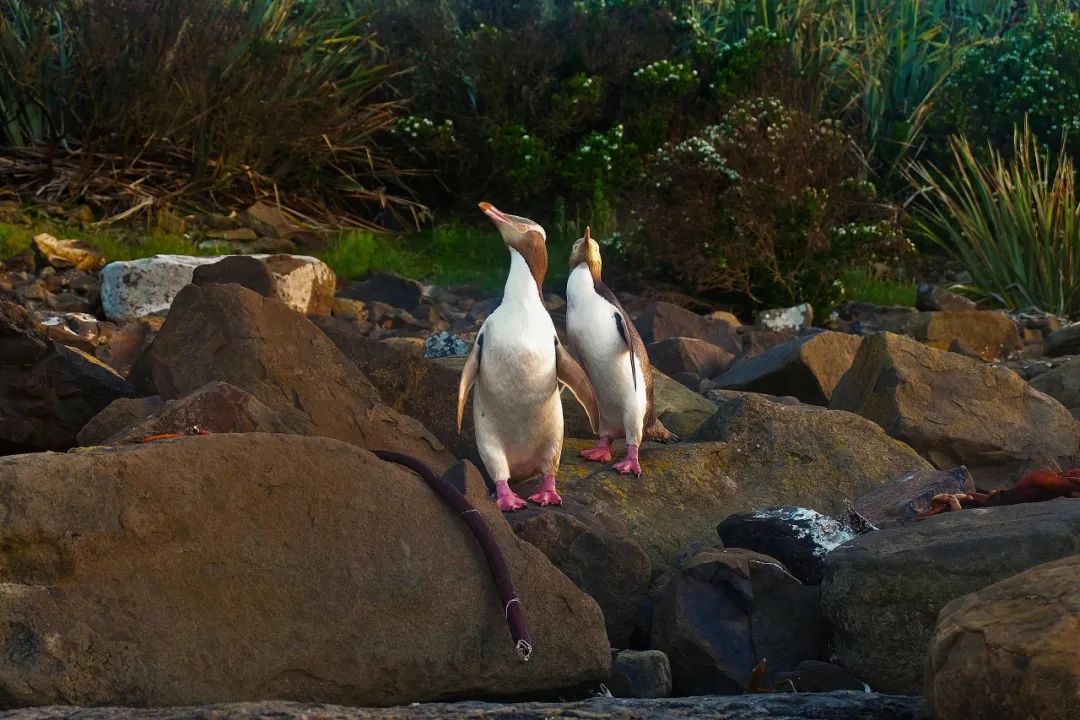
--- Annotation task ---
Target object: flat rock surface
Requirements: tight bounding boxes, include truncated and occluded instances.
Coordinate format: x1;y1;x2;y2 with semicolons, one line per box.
0;693;929;720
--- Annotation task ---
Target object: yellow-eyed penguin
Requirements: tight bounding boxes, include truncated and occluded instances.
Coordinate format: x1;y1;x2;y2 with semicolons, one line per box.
457;203;600;510
566;227;679;476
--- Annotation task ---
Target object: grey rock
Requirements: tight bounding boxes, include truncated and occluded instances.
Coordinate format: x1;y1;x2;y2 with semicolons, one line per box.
608;650;672;699
423;331;469;359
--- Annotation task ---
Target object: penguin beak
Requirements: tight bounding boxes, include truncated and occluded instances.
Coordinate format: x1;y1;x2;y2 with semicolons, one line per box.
479;202;511;225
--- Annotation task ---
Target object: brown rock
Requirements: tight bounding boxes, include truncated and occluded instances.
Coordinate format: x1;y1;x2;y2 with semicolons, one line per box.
96;317;161;375
341;272;424;312
0;435;609;706
634;302;741;354
102;381;315;444
143;283;454;471
713;331;861;406
191;255;276;297
915;284;977;312
831;333;1080;489
646;338;735;380
927;554;1080;720
77;396;165;446
912;310;1022;361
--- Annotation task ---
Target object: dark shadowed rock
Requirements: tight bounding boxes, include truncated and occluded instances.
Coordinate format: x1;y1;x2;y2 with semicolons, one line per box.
634;302;741;354
646;338;735;379
0;693;929;720
831;332;1080;489
1030;358;1080;411
1044;323;1080;357
912;310;1022;361
509;504;652;648
341;271;424;312
143;283;454;470
835;302;920;336
736;329;800;360
0;436;609;706
95;317;161;375
608;651;672;699
712;332;861;405
822;498;1080;694
771;661;866;693
649;548;826;695
77;396;165;446
1;300;134;453
853;467;975;528
717;507;857;585
191;255;276;297
927;554;1080;720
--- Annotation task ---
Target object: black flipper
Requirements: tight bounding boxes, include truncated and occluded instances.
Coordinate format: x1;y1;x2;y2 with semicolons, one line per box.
614;312;638;391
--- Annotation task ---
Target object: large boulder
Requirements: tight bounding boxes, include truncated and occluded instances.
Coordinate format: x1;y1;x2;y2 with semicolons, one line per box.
526;394;930;568
100;254;335;320
831;332;1080;489
1;300;134;453
910;310;1021;361
926;554;1080;720
1030;358;1080;411
0;694;929;720
711;331;861;405
77;396;165;446
143;283;454;470
822;498;1080;694
649;548;826;695
634;302;741;354
0;434;609;706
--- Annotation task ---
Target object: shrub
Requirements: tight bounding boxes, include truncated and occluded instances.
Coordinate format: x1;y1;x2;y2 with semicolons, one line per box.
908;122;1080;318
936;6;1080;160
0;0;423;228
629;96;911;310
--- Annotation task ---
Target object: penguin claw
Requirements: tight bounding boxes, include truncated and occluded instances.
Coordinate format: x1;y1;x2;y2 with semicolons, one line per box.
613;458;642;477
496;493;528;512
579;446;613;463
528;490;563;507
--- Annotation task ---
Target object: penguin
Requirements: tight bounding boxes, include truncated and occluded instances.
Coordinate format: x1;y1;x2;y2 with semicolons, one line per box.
565;226;679;476
457;203;600;511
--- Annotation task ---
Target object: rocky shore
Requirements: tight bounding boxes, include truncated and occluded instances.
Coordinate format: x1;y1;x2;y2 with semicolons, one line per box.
2;240;1079;719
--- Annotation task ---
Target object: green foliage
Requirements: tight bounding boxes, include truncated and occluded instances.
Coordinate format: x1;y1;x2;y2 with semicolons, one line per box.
0;222;218;262
937;7;1080;158
630;96;912;310
908;122;1080;317
0;0;424;227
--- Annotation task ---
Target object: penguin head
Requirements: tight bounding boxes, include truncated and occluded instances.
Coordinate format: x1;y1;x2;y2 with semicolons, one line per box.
478;202;546;247
569;225;602;280
479;202;548;290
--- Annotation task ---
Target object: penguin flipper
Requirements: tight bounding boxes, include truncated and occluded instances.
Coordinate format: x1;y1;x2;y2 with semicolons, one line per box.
457;335;482;433
613;311;638;391
555;340;601;435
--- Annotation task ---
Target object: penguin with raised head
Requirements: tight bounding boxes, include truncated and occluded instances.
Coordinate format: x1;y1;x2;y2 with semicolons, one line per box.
458;203;600;510
566;227;679;476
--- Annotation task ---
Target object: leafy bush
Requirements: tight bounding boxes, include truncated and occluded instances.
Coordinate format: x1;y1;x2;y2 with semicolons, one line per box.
908;122;1080;317
0;0;423;228
936;6;1080;159
629;96;911;309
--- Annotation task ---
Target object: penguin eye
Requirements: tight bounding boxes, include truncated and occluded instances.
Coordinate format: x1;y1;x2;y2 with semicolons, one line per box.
517;224;527;232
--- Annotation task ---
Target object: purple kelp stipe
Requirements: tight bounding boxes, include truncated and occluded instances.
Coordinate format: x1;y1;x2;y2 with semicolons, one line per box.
372;450;533;662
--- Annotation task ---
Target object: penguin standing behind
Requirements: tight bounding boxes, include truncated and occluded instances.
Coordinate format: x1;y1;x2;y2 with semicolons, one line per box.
566;227;679;476
458;203;600;511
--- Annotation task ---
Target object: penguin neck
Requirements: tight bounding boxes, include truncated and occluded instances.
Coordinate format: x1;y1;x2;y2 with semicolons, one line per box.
567;263;598;301
503;247;545;305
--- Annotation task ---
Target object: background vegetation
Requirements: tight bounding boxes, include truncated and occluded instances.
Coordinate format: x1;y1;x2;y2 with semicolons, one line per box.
2;0;1079;315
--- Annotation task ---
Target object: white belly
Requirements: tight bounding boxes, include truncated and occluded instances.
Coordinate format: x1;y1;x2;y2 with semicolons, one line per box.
473;300;563;479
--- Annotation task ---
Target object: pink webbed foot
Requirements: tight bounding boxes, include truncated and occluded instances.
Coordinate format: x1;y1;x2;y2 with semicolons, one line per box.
579;436;614;463
494;481;527;512
528;475;563;507
613;444;642;477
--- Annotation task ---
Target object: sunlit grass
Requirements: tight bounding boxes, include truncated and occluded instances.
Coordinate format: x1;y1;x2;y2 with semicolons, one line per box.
840;268;918;306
